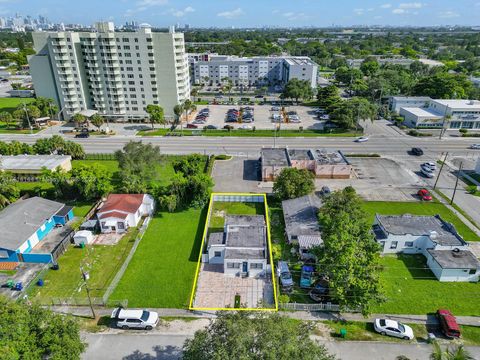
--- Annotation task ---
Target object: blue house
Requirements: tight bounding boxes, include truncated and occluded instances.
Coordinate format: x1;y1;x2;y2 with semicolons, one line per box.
0;197;74;264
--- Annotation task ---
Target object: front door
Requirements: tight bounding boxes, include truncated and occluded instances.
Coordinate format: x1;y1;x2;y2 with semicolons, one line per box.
242;262;248;273
111;226;116;231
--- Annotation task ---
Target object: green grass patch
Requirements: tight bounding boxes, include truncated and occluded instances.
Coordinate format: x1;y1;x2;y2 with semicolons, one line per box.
138;128;357;138
361;201;480;242
72;160;119;174
29;227;139;301
111;208;206;308
0;97;34;113
461;325;480;345
373;254;480;316
70;202;95;218
0;270;16;276
324;320;427;342
160;316;199;322
209;201;265;230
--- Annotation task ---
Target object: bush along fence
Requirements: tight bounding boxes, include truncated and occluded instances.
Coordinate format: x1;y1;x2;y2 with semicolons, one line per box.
85;153;116;160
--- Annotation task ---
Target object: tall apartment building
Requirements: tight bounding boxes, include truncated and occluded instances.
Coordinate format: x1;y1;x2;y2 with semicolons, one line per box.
189;54;318;88
28;22;190;120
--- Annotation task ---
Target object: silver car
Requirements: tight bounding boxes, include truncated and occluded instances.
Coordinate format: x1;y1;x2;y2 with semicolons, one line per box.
111;308;159;330
374;319;414;340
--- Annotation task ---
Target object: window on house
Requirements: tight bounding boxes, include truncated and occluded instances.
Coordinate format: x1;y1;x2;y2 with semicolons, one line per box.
469;269;476;274
390;241;398;249
250;263;263;269
405;241;414;247
227;262;240;269
214;251;221;257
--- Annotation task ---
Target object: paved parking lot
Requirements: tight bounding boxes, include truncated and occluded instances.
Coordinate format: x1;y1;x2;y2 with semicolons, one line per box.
190;104;322;130
212;156;425;201
193;263;274;309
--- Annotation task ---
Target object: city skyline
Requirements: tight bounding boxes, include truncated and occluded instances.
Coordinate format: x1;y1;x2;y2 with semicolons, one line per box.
0;0;479;28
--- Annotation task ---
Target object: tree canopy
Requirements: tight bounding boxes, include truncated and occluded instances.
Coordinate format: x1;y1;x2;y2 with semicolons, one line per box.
282;79;314;104
273;167;315;200
329;97;378;129
0;171;19;209
183;311;336;360
316;187;383;315
145;104;165;129
0;297;85;360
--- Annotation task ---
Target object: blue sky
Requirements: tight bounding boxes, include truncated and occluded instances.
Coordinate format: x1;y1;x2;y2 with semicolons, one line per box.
5;0;480;27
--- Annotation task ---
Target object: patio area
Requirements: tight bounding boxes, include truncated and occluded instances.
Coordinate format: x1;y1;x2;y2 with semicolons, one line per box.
193;263;274;309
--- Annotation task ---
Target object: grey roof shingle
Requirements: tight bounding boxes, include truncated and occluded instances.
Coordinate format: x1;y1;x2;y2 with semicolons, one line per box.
208;232;224;246
376;214;465;246
224;248;265;259
282;193;322;240
427;249;480;269
261;148;289;166
0;197;66;251
226;226;265;248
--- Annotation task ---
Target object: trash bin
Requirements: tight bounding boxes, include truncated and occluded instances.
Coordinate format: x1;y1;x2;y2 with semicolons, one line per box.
80;243;85;249
14;282;23;291
51;264;59;270
37;279;44;286
340;329;347;339
6;279;14;288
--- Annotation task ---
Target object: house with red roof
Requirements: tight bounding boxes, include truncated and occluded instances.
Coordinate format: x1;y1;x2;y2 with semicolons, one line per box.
96;194;155;233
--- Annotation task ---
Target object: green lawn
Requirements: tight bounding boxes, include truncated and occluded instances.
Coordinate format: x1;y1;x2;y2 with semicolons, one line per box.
29;227;139;302
17;181;55;194
210;201;265;230
72;160;119;174
0;97;34;112
373;254;480;316
138;128;357;137
361;201;480;242
111;208;206;308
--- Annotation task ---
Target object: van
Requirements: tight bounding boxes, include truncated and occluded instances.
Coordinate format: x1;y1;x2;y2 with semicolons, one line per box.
111;308;159;330
277;261;293;290
436;309;461;338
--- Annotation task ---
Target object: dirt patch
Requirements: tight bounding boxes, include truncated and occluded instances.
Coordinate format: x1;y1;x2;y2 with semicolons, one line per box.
93;233;124;245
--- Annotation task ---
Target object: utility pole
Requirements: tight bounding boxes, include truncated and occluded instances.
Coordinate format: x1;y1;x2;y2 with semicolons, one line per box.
434;152;448;190
451;161;463;205
23;102;32;135
439;105;450;140
80;266;96;319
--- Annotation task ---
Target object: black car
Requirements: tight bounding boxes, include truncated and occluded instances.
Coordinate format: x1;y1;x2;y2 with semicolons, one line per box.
204;125;218;130
75;132;90;138
411;147;424;156
309;279;329;303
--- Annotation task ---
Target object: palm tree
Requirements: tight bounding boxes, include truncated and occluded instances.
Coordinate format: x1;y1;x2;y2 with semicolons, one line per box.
430;341;443;360
445;345;474;360
191;88;198;103
183;100;194;122
173;104;184;125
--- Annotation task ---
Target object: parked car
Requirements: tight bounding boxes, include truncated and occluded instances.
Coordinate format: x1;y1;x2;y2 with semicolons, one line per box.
111;308;159;330
318;114;330;120
309;278;329;302
223;125;234;130
204;125;218;130
186;123;198;129
422;162;437;171
277;261;293;290
411;147;424;156
355;136;369;143
469;144;480;149
421;167;435;178
300;265;314;288
417;188;433;201
239;124;253;130
436;309;461;338
271;106;280;111
75;132;90;138
374;319;414;340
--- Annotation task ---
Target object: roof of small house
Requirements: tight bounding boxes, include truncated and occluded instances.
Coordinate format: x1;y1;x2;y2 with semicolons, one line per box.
427;249;480;269
224;248;265;259
261;148;289;167
98;194;145;215
0;197;65;251
282;193;322;240
226;225;265;248
375;214;466;247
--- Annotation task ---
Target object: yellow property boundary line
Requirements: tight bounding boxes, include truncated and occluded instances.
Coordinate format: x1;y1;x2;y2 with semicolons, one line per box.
188;192;279;311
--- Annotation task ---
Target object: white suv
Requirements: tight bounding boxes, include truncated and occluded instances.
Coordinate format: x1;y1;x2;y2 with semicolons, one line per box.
111;308;159;330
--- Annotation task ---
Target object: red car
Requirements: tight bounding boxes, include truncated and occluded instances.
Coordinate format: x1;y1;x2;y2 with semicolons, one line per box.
437;309;461;338
186;123;198;129
417;189;432;201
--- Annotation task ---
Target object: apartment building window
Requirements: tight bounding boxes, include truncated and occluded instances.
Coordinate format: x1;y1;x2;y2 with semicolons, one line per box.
126;107;130;110
132;107;138;110
141;94;145;98
117;45;121;50
146;38;152;42
149;67;155;71
153;94;158;98
130;94;137;98
135;53;140;57
390;241;398;249
142;101;146;105
125;53;131;57
125;60;132;64
135;45;139;50
148;53;154;57
123;45;130;50
120;67;124;71
119;60;123;64
137;60;141;64
127;74;134;78
139;81;143;85
126;67;133;71
139;74;143;79
151;81;157;85
149;60;154;64
150;74;155;78
134;38;138;42
131;101;138;105
116;38;120;42
147;46;153;50
122;38;129;42
129;87;135;91
153;100;158;104
128;81;135;85
140;88;144;92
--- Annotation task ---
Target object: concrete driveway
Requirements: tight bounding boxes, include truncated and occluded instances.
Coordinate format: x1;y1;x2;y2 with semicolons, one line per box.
212;157;266;193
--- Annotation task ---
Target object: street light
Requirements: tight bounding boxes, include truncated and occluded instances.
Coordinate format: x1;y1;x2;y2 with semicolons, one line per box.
22;102;33;135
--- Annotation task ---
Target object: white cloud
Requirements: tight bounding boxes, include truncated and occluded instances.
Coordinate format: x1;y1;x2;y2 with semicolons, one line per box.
354;8;365;15
217;8;244;19
374;15;383;19
124;0;168;16
438;10;459;18
282;12;311;20
170;6;195;17
380;3;392;8
398;2;424;9
392;8;406;14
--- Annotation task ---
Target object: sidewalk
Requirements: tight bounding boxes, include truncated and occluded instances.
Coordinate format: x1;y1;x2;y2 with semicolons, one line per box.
50;305;480;327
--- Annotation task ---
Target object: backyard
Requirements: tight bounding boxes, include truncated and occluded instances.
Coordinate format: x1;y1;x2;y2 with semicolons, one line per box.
209;200;265;232
28;226;139;302
373;254;480;316
111;208;206;308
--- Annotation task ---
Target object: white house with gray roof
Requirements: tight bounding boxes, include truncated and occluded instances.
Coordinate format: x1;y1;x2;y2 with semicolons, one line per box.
206;215;267;278
373;214;480;282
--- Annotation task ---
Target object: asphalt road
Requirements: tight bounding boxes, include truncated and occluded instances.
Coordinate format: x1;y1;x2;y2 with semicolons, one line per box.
0;132;478;157
82;332;480;360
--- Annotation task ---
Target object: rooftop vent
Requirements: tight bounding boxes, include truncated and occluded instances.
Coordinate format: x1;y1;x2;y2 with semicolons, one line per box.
452;248;465;257
429;230;438;239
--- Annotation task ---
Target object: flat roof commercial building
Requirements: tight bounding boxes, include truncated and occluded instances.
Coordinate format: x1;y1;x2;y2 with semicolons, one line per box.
0;155;72;175
190;54;318;88
29;22;190;120
260;148;352;181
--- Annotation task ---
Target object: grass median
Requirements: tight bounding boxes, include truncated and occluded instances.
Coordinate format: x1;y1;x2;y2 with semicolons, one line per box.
138;128;357;137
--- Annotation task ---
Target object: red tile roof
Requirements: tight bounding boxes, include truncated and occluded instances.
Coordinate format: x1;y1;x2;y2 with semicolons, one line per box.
0;262;18;270
98;194;144;215
98;211;128;220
